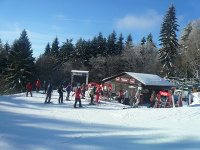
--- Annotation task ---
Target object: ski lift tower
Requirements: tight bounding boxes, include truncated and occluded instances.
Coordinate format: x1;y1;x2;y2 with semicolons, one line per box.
71;70;89;85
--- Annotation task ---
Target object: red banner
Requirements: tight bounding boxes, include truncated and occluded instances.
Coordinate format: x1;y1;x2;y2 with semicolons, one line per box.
104;83;111;86
115;77;120;82
159;91;171;96
121;78;129;83
130;79;135;84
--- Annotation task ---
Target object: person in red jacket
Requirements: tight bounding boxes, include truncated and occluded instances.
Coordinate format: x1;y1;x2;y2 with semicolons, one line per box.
81;83;86;97
72;88;84;108
26;82;33;97
36;79;41;92
95;87;100;103
109;84;112;100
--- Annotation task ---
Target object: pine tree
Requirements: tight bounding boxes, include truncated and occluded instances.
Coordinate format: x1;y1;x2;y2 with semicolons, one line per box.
125;33;134;49
102;37;107;56
0;40;8;94
159;3;179;76
0;39;3;50
0;42;10;74
107;30;117;56
146;33;156;53
84;40;90;65
74;38;88;65
51;37;59;56
5;30;35;93
0;39;6;74
147;33;153;44
96;32;107;56
141;37;146;46
90;36;98;57
181;21;193;42
116;33;124;55
59;39;74;62
4;42;10;56
44;42;51;56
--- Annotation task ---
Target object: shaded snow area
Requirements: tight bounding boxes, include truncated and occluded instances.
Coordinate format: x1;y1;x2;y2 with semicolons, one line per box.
1;91;200;150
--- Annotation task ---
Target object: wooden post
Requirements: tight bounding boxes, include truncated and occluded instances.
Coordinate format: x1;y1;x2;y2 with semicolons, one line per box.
179;93;183;107
172;95;175;108
189;95;191;105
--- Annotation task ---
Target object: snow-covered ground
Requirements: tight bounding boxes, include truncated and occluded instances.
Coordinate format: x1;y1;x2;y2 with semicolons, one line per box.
0;91;200;150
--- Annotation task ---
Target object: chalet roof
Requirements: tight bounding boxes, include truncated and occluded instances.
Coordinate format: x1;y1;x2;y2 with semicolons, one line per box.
102;72;176;87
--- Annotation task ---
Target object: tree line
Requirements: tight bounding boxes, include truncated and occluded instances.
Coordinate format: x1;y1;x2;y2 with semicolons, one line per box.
0;3;200;94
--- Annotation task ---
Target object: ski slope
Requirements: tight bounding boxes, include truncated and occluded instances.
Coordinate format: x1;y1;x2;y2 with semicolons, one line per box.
0;91;200;150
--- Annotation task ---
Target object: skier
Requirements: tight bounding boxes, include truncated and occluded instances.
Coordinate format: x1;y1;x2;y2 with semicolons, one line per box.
123;89;130;105
72;87;84;108
72;81;76;92
134;88;141;108
118;89;123;103
26;82;33;97
66;84;71;101
149;90;157;108
108;84;112;100
36;79;41;92
43;81;48;94
81;83;86;97
89;87;95;105
95;87;100;103
57;84;65;103
44;83;53;103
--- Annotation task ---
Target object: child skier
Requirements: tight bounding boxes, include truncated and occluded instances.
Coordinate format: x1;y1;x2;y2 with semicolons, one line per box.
72;88;84;108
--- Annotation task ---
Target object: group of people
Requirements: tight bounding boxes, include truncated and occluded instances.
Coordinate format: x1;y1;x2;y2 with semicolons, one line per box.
56;84;72;104
25;79;148;109
44;82;110;108
45;83;87;108
88;86;102;105
26;79;41;97
117;88;142;107
25;79;88;108
26;80;142;108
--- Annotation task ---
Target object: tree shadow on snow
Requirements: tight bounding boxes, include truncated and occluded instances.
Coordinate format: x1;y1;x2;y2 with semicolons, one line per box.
190;104;200;107
0;110;200;150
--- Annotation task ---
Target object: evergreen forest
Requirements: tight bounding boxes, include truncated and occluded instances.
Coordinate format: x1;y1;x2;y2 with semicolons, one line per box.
0;3;200;94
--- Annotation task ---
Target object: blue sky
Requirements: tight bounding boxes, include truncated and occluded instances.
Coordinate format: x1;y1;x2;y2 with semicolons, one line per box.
0;0;200;58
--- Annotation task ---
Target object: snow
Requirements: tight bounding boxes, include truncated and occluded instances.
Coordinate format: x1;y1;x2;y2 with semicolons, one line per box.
1;91;200;150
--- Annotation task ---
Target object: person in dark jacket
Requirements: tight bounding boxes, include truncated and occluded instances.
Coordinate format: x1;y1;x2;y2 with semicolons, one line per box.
58;84;65;103
44;83;53;103
66;84;71;101
123;89;130;105
118;89;123;103
43;81;48;94
149;90;158;108
26;82;33;97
